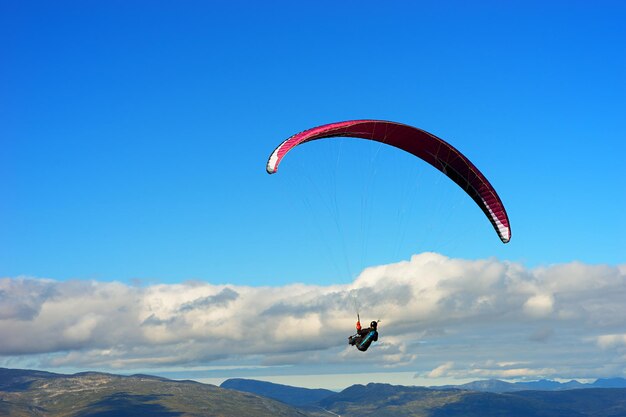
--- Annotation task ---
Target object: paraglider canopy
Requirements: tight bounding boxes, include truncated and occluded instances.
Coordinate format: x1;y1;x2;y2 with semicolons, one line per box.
266;120;511;243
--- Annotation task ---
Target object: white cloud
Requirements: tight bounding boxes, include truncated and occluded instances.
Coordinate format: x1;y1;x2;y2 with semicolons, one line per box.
421;359;558;380
523;293;554;318
1;253;625;383
428;361;454;378
597;334;626;349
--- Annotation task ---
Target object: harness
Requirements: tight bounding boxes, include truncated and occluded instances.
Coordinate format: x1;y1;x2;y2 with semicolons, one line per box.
357;330;376;351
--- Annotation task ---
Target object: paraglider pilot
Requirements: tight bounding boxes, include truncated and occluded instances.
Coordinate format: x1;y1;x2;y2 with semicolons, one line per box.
348;318;378;352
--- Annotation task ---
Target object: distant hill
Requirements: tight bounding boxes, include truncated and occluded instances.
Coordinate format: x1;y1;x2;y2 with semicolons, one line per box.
593;378;626;388
318;382;626;417
221;378;335;406
515;388;626;416
438;377;626;393
0;368;310;417
222;378;626;417
0;367;62;391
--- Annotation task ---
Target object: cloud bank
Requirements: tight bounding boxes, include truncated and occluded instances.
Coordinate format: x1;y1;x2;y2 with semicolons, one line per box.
1;253;625;381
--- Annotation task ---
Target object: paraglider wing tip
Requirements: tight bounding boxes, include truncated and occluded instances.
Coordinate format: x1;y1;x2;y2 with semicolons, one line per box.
266;148;281;174
500;228;511;243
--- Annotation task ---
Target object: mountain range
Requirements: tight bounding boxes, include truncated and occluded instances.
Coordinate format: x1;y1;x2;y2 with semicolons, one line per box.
219;377;626;406
221;378;626;416
436;377;626;393
2;367;626;417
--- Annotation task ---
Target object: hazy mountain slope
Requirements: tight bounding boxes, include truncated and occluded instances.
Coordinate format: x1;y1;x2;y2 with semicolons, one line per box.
447;379;517;393
437;377;626;393
592;378;626;388
221;378;335;406
514;388;626;417
429;391;584;417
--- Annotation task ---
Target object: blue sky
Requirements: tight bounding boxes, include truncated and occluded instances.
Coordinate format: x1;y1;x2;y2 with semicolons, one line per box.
1;1;626;389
